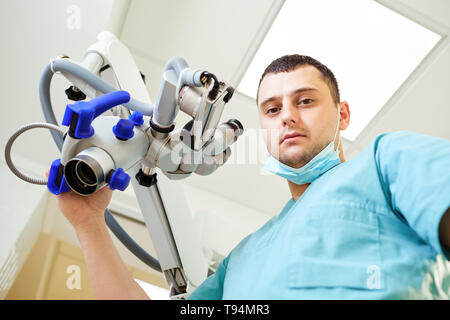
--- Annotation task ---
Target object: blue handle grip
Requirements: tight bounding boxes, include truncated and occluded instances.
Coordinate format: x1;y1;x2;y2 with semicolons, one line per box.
62;90;131;139
109;168;131;191
47;159;71;195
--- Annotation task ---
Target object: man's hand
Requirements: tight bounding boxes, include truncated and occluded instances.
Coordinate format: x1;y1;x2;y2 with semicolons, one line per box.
45;169;112;230
45;169;150;299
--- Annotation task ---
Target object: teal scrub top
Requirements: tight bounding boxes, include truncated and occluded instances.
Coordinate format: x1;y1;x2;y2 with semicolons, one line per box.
188;131;450;299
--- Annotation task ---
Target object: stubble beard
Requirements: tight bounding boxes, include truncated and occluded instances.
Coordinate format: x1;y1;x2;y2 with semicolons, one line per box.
278;137;331;169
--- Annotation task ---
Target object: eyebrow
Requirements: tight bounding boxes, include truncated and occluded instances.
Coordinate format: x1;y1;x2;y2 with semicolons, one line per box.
259;87;319;109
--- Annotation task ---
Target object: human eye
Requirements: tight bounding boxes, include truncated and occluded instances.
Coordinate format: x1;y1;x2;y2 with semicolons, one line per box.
297;98;314;105
266;106;280;115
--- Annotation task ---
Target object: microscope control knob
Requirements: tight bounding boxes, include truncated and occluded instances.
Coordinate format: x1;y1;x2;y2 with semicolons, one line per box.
129;111;144;126
113;119;135;140
109;168;130;191
135;168;158;187
65;85;86;101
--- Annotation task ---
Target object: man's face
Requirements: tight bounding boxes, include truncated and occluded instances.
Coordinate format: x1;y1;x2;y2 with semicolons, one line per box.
257;65;344;169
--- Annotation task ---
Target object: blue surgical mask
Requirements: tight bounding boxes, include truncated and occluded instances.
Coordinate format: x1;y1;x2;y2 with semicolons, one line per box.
263;105;342;185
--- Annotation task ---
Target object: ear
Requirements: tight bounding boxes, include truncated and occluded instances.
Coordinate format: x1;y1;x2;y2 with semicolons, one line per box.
338;101;350;131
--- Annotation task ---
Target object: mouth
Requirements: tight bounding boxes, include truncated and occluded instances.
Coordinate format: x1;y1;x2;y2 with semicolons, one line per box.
281;132;306;144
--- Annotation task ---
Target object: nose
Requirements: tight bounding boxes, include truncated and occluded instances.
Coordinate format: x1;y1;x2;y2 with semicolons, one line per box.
280;100;300;126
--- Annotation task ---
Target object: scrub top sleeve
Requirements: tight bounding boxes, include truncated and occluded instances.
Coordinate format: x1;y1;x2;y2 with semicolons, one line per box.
375;131;450;259
187;255;229;300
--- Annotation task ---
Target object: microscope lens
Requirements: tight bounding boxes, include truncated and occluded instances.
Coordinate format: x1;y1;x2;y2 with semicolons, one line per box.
75;161;97;186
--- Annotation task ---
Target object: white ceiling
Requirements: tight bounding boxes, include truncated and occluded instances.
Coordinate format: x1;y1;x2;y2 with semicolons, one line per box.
1;0;449;219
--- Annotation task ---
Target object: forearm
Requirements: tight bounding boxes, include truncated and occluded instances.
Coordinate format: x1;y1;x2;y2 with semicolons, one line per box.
75;214;150;300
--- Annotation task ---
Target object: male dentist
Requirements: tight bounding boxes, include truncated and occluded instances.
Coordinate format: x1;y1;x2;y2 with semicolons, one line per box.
50;54;450;299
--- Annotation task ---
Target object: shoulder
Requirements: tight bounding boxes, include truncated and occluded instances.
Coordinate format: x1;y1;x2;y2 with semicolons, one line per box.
366;130;450;159
365;130;450;187
373;130;423;147
373;130;449;148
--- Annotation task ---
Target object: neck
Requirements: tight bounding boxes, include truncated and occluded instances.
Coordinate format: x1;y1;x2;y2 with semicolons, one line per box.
288;143;346;202
288;182;310;202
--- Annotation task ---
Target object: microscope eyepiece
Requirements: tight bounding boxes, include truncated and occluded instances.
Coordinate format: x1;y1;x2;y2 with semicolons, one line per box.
74;161;97;186
64;147;115;196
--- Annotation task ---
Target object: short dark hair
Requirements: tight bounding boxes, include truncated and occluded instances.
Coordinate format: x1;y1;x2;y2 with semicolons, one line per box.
257;54;340;105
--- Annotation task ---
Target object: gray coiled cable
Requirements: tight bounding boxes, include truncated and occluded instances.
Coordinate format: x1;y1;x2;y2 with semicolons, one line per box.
4;122;65;185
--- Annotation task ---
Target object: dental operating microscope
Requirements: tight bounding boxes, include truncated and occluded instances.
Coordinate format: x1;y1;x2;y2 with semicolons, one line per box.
5;31;244;299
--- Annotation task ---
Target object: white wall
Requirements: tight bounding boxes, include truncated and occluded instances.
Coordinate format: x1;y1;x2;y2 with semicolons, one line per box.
0;161;48;297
